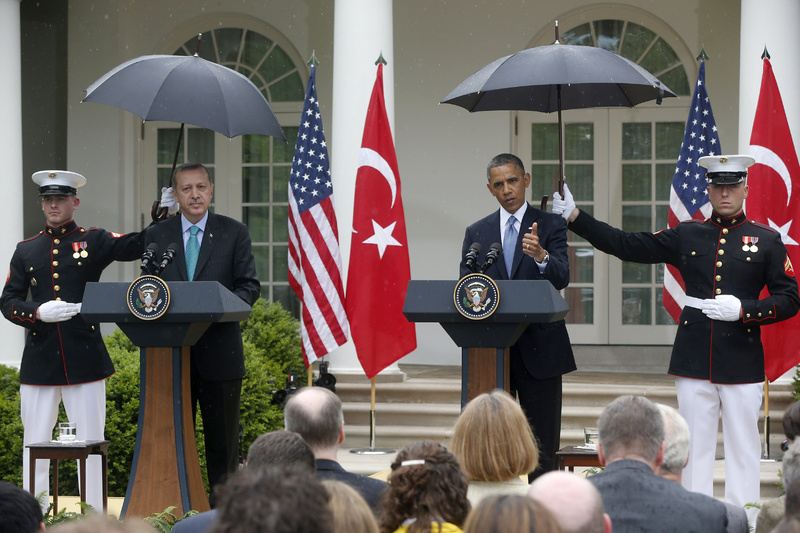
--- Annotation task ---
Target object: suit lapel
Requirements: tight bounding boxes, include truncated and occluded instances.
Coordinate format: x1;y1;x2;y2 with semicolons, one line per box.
486;211;509;280
193;213;219;280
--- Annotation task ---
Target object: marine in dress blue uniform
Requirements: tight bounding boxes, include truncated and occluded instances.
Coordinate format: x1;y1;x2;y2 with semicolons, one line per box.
0;170;146;509
553;155;800;519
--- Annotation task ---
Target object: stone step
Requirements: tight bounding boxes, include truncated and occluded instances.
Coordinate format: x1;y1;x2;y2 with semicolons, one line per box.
335;379;461;404
342;401;461;427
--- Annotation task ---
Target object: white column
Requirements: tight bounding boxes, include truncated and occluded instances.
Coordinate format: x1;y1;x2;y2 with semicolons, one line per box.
0;0;25;368
738;0;800;150
330;0;403;376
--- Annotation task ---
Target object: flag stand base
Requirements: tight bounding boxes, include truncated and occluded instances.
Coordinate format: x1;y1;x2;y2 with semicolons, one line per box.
349;410;395;455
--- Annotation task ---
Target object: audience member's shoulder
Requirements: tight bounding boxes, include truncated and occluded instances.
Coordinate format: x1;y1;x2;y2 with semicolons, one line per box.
172;509;218;533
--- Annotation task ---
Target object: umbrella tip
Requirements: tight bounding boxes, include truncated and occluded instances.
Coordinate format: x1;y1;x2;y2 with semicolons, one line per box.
695;46;709;62
194;33;202;57
375;52;387;66
554;20;560;44
761;45;770;60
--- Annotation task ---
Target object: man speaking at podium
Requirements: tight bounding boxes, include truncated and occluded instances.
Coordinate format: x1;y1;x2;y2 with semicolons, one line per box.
459;153;576;480
146;162;260;502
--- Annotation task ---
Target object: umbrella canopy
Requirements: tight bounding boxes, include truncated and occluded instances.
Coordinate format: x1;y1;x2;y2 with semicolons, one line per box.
441;42;676;112
82;54;285;140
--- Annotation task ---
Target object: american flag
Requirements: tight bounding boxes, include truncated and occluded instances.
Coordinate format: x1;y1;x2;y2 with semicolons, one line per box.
287;64;349;366
662;61;722;322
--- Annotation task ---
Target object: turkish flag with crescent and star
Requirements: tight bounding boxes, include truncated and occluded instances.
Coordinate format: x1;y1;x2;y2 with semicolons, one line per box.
345;63;417;379
747;56;800;382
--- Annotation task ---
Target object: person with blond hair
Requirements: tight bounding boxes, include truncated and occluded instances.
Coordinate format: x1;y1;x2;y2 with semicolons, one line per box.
379;441;470;533
462;494;562;533
322;479;379;533
450;389;539;505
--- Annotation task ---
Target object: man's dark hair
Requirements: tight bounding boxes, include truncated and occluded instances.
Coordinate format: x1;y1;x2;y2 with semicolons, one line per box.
173;162;213;183
246;430;315;475
208;467;332;533
284;387;343;452
598;395;664;462
486;153;525;181
0;481;43;533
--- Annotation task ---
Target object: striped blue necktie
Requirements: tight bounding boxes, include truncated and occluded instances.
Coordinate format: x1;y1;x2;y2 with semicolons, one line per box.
185;225;200;281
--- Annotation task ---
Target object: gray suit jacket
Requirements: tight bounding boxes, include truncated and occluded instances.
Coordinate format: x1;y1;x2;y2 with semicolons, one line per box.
589;460;728;533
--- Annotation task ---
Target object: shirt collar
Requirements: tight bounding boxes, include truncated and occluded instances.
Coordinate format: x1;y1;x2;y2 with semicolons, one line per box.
499;202;527;230
181;212;209;234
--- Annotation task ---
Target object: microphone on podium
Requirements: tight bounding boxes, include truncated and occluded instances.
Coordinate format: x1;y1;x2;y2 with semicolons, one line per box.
464;242;482;272
140;243;159;274
481;243;502;273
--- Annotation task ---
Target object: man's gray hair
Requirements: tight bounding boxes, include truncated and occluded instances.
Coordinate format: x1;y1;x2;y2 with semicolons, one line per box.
657;404;690;475
784;439;800;488
283;387;344;452
598;395;664;462
486;153;525;181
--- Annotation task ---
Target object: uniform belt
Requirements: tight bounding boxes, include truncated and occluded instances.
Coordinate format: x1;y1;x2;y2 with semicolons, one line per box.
684;296;704;309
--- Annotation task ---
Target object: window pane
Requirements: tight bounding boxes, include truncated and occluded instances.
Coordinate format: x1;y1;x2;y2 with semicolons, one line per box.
655;205;669;231
566;164;593;202
258;47;294;82
270;72;305;102
561;23;593;46
274;128;298;162
272;205;289;242
659;65;691;96
273;245;289;282
622;205;651;233
253;246;269;281
620;22;656;62
529;164;557;202
565;123;593;160
622;164;651;201
157;167;172;191
272;166;290;203
242;166;270;203
158;129;180;165
622;288;651;325
622;123;651;160
565;287;593;324
640;38;680;76
569;246;594;283
242;134;270;164
273;285;300;319
655;164;674;202
531;124;559;160
242;31;273;66
215;28;243;63
655;262;665;284
243;206;270;242
623;262;651;283
656;289;675;325
655;122;683;159
593;20;624;53
188;129;214;163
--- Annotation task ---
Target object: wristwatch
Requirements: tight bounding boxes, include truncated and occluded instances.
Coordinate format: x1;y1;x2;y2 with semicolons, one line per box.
537;250;549;265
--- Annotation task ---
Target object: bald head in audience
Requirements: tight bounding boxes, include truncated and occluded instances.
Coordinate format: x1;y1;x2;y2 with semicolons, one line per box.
528;470;611;533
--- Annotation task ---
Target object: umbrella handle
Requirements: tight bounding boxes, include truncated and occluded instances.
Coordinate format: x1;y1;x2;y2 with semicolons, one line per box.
151;201;169;223
540;195;549;211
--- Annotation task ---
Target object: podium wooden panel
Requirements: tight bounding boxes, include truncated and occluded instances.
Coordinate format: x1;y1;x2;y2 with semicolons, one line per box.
466;347;510;401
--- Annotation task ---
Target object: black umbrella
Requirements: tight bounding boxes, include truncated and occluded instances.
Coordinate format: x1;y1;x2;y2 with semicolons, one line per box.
82;38;285;219
441;24;676;205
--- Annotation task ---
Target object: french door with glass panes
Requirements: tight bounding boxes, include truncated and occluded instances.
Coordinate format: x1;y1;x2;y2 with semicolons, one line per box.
517;105;685;345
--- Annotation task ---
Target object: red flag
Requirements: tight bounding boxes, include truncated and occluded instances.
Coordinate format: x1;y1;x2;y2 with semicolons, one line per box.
747;57;800;382
345;63;417;378
288;65;349;367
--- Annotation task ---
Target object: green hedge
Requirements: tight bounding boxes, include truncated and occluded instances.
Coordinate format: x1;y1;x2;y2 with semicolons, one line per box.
0;298;304;498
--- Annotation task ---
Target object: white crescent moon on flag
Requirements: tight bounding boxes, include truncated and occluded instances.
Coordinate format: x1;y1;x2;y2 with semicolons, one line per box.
750;144;792;207
358;148;397;208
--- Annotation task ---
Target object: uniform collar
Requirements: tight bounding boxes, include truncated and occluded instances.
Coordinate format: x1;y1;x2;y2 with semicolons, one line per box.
44;220;78;237
709;211;747;229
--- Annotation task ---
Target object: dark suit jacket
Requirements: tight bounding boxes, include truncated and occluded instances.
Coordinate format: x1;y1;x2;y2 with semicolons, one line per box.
145;213;260;381
460;204;575;379
589;459;728;533
315;458;388;515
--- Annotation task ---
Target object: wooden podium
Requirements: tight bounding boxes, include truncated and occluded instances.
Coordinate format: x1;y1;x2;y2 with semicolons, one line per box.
403;280;568;406
81;281;252;518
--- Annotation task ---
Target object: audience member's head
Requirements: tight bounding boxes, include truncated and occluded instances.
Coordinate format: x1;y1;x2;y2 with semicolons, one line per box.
463;494;562;533
528;471;611;533
49;516;153;533
379;441;470;533
0;482;44;533
784;440;800;493
321;479;379;533
284;387;344;456
785;401;800;442
208;467;332;533
656;404;690;480
450;389;539;482
246;429;316;475
597;395;664;469
773;517;800;533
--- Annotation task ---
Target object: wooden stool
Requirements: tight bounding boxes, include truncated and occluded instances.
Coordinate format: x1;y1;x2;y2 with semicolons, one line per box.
556;445;602;472
26;440;110;514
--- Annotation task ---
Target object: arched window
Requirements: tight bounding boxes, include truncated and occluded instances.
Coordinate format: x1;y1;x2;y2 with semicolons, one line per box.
145;24;305;315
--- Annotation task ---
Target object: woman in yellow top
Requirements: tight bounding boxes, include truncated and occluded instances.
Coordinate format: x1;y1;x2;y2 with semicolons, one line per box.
379;441;471;533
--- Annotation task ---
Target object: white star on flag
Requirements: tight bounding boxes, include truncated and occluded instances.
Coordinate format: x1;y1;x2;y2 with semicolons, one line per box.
769;219;799;246
363;220;402;258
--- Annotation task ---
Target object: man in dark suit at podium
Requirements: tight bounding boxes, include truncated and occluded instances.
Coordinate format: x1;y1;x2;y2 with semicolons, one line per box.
146;162;260;500
459;153;576;480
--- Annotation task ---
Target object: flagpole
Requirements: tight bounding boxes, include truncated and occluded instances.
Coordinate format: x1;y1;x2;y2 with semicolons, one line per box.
350;377;395;455
762;378;777;461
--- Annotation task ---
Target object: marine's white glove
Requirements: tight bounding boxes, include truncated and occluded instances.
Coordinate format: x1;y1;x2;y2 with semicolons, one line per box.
160;187;179;215
37;301;80;323
552;182;576;221
701;294;742;321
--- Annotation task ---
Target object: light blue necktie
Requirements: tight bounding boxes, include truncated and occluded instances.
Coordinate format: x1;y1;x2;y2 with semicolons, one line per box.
185;225;200;281
503;217;517;277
